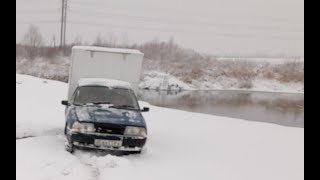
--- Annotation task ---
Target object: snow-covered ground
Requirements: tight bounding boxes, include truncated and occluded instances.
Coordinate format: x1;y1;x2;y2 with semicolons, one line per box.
16;74;304;180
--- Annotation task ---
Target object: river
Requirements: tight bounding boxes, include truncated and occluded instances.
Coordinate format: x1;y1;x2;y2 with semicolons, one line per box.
138;90;304;128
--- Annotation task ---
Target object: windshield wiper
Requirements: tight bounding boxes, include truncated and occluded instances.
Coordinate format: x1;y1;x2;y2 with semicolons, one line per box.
110;105;137;110
91;102;112;105
73;102;112;106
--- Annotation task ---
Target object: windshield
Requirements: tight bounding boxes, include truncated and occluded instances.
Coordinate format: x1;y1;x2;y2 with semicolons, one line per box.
73;86;139;110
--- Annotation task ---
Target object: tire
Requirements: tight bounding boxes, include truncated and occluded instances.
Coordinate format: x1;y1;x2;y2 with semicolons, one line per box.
64;124;67;135
65;128;74;153
65;137;74;153
65;142;74;153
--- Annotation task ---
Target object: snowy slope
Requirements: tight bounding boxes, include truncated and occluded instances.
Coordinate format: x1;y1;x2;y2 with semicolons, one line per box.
16;74;67;139
140;71;195;90
16;74;304;180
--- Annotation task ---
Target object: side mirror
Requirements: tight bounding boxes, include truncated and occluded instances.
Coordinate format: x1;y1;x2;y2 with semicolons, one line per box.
141;107;149;112
61;100;69;106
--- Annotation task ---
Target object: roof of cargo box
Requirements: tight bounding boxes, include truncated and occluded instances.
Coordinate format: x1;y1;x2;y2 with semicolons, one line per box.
78;78;132;89
72;46;143;55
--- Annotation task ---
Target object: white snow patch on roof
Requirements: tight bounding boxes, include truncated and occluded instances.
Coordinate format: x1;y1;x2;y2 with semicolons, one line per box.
72;46;143;55
78;78;132;89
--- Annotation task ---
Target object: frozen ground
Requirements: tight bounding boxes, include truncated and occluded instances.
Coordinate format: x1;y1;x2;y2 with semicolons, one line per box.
16;74;304;180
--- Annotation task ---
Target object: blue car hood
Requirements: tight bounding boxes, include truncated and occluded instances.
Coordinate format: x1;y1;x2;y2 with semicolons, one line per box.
72;105;146;127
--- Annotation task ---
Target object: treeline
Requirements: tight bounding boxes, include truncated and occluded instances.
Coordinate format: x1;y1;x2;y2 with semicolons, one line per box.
16;25;304;87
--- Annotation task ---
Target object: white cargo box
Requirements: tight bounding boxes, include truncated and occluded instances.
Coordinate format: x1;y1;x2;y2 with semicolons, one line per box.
67;46;144;101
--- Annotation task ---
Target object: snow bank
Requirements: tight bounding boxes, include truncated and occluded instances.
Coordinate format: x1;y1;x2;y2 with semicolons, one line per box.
16;74;304;180
16;74;67;138
139;71;195;90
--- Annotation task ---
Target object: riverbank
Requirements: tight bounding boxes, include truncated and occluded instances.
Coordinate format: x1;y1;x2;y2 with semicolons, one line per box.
140;71;304;94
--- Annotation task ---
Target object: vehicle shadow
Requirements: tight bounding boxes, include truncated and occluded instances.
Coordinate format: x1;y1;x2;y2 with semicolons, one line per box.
74;146;140;156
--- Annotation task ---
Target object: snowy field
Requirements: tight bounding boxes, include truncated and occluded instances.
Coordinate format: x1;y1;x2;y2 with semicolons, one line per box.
16;74;304;180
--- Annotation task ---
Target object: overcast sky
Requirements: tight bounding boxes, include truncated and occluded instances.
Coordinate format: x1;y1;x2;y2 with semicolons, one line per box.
16;0;304;56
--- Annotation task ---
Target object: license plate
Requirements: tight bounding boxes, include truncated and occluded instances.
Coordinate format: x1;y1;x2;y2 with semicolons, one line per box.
94;139;122;147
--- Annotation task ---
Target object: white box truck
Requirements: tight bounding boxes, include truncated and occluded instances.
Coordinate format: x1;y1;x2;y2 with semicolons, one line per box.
61;46;148;154
67;46;144;101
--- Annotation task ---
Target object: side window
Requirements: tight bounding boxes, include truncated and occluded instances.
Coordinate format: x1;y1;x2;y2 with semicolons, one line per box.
130;89;140;108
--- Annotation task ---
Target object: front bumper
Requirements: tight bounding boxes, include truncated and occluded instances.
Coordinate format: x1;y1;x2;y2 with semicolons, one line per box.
69;131;147;151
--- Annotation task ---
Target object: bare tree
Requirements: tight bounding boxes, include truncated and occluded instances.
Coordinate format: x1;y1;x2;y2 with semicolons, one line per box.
107;33;117;47
72;36;83;46
21;25;43;60
121;32;129;46
93;34;105;46
92;33;118;47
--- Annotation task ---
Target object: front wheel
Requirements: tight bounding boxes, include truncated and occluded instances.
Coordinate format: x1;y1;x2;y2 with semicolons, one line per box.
65;138;74;153
65;128;74;153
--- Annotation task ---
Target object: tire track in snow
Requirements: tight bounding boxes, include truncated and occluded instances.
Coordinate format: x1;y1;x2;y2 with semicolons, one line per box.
16;135;35;140
74;150;132;180
74;151;102;180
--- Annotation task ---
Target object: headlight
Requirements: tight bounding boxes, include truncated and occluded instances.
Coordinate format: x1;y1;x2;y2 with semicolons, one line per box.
71;121;96;132
124;126;147;137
